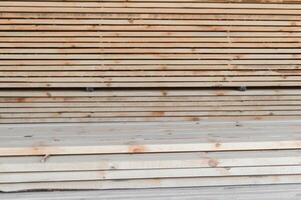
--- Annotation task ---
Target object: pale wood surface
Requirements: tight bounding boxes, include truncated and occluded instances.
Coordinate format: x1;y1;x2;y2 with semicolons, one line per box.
1;150;300;172
0;120;300;191
1;184;301;200
0;120;300;156
2;175;301;191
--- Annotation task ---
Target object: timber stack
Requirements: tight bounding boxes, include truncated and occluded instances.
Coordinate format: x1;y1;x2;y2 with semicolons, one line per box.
0;0;301;196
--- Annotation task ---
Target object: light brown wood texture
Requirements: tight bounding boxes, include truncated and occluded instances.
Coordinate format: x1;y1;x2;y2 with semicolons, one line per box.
0;89;299;123
1;0;301;88
1;0;301;194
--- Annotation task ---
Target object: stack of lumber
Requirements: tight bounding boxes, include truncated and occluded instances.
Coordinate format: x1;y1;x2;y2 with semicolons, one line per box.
1;0;301;88
0;89;300;123
0;120;301;192
2;184;301;200
1;0;301;195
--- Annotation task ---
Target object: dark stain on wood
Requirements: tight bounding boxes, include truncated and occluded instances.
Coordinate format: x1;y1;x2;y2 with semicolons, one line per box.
151;111;165;117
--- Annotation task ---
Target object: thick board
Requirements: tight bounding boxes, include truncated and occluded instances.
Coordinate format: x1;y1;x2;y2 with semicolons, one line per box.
1;150;300;172
1;175;301;192
0;120;301;156
1;184;301;200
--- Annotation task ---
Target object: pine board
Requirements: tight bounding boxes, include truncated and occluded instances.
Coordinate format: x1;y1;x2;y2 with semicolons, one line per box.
0;120;301;156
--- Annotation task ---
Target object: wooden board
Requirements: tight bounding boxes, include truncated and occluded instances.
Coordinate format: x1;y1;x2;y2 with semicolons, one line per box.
0;120;301;156
2;150;300;172
1;0;301;88
2;184;301;200
4;165;301;183
1;175;301;192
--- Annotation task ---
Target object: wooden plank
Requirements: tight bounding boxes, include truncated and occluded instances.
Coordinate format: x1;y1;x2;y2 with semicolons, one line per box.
3;2;301;9
0;120;300;156
2;165;301;183
1;175;301;192
2;7;301;15
3;13;301;21
1;184;301;200
3;19;301;26
1;150;300;172
0;115;300;123
0;89;298;97
2;31;301;37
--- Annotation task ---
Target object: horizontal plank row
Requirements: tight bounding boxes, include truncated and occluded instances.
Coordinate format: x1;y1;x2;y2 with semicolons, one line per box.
4;2;301;9
1;120;301;155
2;184;301;200
3;0;301;2
3;49;301;54
2;32;301;37
0;119;299;192
1;150;300;172
2;175;301;192
3;54;301;59
1;1;300;88
0;70;299;76
2;25;301;31
0;89;298;123
4;165;301;183
3;13;301;21
3;7;301;14
0;117;300;191
4;38;301;43
3;19;301;26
